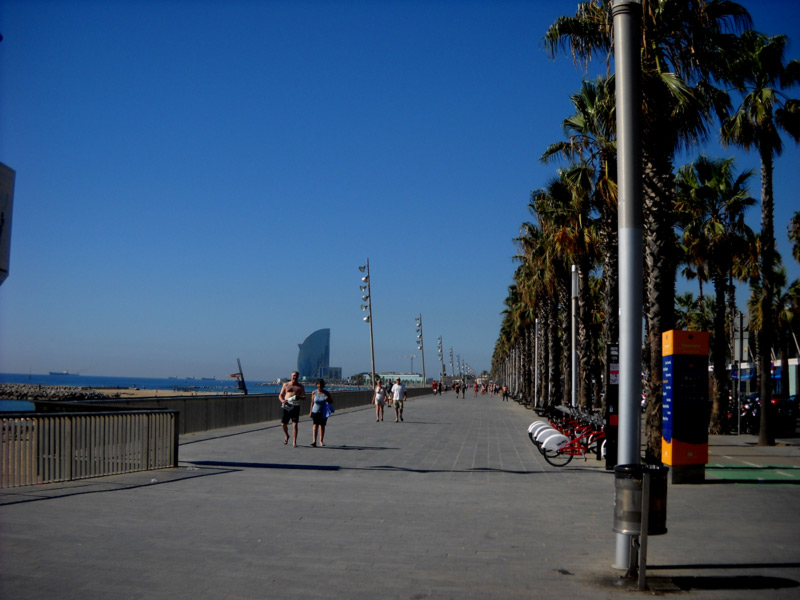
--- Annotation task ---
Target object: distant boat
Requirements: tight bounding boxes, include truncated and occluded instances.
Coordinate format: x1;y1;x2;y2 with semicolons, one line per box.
49;371;78;376
201;377;216;381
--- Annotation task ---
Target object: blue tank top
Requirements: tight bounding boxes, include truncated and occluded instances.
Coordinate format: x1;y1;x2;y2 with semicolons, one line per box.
312;391;327;413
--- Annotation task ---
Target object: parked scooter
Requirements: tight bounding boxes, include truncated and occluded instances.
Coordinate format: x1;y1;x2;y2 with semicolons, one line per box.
741;394;760;434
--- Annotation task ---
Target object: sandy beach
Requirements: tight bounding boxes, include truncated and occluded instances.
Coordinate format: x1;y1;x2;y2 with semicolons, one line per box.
0;383;247;402
91;387;226;398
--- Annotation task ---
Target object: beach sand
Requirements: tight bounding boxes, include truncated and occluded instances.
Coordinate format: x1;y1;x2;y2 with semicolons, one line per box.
92;388;231;398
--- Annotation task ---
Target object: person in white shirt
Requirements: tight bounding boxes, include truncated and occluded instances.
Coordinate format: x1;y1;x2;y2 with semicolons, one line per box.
391;377;407;422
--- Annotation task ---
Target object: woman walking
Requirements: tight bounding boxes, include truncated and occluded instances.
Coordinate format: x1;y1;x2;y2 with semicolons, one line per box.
309;379;332;447
372;377;387;422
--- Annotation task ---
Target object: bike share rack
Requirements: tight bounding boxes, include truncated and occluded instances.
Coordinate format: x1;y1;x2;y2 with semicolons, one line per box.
527;406;607;461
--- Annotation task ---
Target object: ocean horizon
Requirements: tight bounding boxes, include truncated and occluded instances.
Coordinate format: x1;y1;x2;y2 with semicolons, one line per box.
1;372;368;396
0;372;283;395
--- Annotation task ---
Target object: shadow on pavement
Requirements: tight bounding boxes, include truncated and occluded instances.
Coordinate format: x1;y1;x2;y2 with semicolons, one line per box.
190;459;592;475
645;562;800;592
0;465;235;506
669;575;799;591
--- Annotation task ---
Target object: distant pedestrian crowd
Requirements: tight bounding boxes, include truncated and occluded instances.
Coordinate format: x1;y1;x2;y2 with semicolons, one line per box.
277;371;510;448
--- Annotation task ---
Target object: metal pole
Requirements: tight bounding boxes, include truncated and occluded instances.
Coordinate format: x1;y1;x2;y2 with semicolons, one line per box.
739;311;744;434
417;314;426;385
535;318;539;407
571;264;578;407
637;471;651;590
438;336;445;383
364;258;376;387
612;0;643;570
449;348;454;387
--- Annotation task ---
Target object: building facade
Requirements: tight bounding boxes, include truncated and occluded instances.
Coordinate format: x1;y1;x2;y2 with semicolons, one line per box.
297;328;330;381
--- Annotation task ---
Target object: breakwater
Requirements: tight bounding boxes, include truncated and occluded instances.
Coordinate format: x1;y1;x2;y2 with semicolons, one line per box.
0;383;112;402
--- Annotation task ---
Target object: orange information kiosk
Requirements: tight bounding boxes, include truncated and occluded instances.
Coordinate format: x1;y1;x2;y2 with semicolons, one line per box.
662;330;709;482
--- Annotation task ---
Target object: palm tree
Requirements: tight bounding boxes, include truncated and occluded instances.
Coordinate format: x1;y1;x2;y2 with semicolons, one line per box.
545;0;752;460
773;270;800;403
722;31;800;445
542;76;619;404
674;155;756;431
520;197;571;406
675;292;698;331
531;169;597;406
789;211;800;262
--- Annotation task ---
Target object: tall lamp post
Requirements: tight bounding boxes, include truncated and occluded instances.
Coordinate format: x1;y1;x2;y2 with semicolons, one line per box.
437;336;445;383
359;259;376;387
449;348;455;384
415;314;427;384
613;0;643;570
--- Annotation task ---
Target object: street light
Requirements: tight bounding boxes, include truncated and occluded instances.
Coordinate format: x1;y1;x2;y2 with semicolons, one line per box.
358;259;376;387
449;348;454;386
437;336;446;383
415;314;426;385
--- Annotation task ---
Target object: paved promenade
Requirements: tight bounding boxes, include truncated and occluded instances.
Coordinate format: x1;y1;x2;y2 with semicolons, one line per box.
2;392;799;599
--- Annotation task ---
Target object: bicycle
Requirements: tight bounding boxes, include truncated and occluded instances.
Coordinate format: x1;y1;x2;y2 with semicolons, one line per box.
541;423;605;466
528;407;606;467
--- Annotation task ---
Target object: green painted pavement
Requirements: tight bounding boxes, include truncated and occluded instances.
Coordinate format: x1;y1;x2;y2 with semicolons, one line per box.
706;464;800;483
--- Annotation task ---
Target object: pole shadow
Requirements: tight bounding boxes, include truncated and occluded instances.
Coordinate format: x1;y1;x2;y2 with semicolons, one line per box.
647;562;800;592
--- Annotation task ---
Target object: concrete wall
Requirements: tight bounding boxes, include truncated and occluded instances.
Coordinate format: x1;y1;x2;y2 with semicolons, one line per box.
76;388;430;434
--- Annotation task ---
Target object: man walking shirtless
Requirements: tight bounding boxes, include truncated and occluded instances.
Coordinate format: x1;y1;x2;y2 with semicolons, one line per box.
279;371;306;446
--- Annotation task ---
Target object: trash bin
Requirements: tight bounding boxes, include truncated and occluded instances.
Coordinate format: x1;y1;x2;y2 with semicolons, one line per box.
613;464;668;536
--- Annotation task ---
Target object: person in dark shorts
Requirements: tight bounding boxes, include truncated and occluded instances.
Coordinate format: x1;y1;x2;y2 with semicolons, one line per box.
309;379;332;446
279;371;305;447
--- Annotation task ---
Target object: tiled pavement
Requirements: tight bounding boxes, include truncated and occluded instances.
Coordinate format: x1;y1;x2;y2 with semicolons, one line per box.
1;392;799;599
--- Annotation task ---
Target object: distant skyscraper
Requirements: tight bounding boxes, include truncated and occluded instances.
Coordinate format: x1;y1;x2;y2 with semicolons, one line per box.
297;328;330;380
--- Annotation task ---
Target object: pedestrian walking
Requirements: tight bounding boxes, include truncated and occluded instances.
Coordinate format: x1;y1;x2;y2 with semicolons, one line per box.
391;377;407;422
279;371;305;447
372;378;387;421
309;379;332;446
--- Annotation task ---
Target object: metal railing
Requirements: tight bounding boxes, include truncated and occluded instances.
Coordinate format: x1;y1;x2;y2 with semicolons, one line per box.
1;410;178;488
1;388;431;488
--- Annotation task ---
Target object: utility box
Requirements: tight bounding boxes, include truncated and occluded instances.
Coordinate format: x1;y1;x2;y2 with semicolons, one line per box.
662;330;709;483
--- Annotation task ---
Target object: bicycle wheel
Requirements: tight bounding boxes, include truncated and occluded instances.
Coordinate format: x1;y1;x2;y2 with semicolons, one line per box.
543;447;573;467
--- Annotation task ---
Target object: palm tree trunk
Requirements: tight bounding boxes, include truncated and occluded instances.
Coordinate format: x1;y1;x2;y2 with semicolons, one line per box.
578;259;593;407
601;203;620;410
548;300;561;406
558;280;571;406
642;149;678;463
709;269;729;433
758;145;775;446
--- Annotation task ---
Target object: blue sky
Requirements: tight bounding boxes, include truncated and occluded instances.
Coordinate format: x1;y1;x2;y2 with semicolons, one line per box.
1;0;798;381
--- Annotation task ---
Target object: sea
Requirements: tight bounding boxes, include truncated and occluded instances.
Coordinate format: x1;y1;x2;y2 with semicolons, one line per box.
0;372;363;412
0;372;283;411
